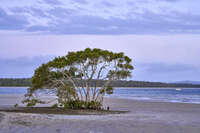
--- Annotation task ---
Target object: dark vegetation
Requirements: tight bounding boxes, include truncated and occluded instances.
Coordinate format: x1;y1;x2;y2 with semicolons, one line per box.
1;78;200;88
0;78;30;86
0;107;127;115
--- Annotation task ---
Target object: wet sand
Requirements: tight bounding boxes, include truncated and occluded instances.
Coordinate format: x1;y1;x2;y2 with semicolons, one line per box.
0;94;200;133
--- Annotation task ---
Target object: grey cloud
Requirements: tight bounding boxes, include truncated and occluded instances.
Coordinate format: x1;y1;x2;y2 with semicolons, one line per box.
43;0;63;5
28;5;200;34
134;62;200;82
137;63;198;73
0;8;28;30
101;1;115;7
2;2;200;34
11;7;48;18
71;0;88;4
156;0;180;2
47;7;76;17
45;10;200;34
26;25;51;32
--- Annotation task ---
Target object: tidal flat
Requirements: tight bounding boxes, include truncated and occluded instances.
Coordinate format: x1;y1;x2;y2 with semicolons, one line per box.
0;95;200;133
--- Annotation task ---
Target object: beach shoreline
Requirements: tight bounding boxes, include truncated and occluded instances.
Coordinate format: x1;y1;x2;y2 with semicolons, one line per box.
0;94;200;133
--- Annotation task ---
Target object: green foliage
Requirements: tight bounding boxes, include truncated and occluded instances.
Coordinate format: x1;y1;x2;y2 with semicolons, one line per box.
67;100;84;109
31;64;51;91
29;48;134;91
85;101;102;109
99;86;113;95
14;103;18;108
23;48;134;109
57;83;78;104
64;103;70;109
64;100;84;109
22;99;45;107
51;103;58;108
106;86;114;95
27;102;36;107
62;100;101;110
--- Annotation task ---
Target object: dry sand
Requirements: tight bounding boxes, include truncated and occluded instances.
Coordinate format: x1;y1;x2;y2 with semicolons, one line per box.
0;94;200;133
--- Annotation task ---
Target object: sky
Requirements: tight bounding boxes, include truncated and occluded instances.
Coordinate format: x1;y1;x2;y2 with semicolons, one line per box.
0;0;200;82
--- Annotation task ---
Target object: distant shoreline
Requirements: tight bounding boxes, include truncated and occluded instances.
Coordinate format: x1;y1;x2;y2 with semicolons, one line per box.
0;86;29;88
1;78;200;88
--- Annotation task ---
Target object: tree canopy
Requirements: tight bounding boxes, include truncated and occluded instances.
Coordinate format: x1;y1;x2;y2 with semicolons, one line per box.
23;48;134;109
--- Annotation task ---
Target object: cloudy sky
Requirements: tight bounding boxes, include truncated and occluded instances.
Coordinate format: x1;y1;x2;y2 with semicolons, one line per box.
0;0;200;82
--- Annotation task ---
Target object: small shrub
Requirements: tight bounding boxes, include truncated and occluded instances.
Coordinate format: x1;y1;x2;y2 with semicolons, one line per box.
14;103;18;108
85;101;102;110
71;100;84;109
27;102;36;107
61;100;102;110
23;99;45;107
51;103;58;108
64;103;70;109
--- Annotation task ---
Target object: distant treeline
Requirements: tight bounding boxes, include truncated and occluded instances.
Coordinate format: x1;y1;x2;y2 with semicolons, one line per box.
0;78;31;87
109;80;200;88
0;78;200;88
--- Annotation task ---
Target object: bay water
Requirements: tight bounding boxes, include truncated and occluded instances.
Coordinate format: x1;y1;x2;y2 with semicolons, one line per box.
1;87;200;104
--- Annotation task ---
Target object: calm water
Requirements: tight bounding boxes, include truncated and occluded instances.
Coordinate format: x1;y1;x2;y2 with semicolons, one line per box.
110;88;200;104
1;87;200;104
0;87;27;94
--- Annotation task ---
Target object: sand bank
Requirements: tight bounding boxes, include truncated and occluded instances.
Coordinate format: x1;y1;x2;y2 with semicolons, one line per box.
0;94;200;133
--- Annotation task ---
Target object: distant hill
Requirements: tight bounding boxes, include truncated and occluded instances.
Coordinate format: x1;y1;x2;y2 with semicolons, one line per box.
174;81;200;85
1;78;200;88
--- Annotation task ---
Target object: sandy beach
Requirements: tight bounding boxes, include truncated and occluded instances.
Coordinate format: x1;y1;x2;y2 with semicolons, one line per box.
0;94;200;133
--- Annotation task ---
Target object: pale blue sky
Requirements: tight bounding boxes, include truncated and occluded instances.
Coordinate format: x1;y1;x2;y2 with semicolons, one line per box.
0;0;200;82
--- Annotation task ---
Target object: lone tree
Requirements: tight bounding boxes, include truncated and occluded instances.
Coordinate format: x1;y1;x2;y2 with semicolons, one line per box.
23;48;134;109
